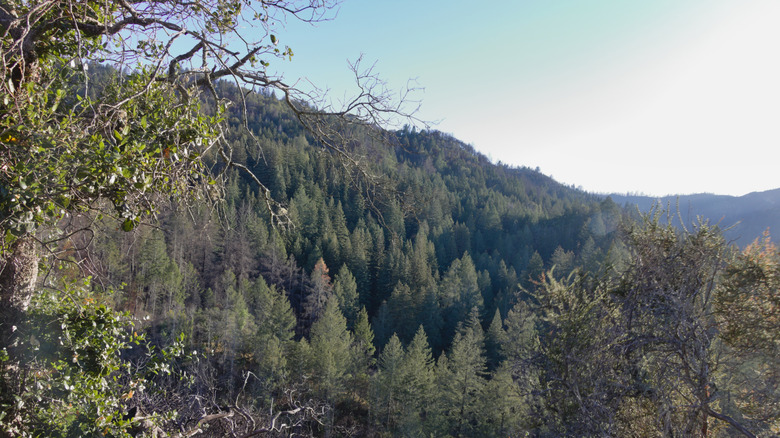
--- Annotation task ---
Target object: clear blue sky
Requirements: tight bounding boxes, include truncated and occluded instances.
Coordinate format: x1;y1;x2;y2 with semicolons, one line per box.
266;0;780;196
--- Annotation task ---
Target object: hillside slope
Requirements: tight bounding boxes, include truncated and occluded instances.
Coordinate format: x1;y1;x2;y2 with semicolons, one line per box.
21;74;779;438
83;82;627;350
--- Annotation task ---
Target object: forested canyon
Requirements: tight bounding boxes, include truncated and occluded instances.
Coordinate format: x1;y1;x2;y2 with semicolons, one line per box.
1;1;778;436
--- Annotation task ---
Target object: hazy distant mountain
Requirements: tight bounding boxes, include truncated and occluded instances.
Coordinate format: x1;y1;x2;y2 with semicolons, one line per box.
605;189;780;247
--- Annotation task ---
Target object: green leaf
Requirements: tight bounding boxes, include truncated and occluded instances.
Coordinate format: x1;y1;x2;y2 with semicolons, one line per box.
121;219;135;232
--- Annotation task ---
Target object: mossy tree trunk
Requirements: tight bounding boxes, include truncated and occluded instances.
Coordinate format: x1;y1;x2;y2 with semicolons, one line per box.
0;236;38;350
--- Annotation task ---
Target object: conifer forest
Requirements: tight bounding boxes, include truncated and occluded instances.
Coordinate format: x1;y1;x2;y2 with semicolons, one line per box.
1;1;778;437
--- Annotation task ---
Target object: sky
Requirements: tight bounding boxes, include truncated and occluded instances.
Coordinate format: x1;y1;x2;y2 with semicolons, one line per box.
266;0;780;197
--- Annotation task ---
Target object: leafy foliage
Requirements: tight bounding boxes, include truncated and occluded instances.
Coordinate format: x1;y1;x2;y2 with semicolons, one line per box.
0;278;186;437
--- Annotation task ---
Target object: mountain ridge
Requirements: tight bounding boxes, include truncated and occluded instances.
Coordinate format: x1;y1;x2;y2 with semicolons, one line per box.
604;188;780;246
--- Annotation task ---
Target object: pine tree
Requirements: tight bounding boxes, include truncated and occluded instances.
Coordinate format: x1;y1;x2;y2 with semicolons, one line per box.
439;253;483;345
350;307;377;407
250;277;297;389
333;264;359;328
441;308;487;437
524;250;544;287
136;228;173;318
484;308;506;372
418;287;445;354
408;226;437;294
399;326;436;436
495;260;519;316
374;334;405;431
351;307;376;369
371;301;393;349
217;271;257;390
386;282;418;343
309;298;353;405
478;363;526;437
349;224;371;303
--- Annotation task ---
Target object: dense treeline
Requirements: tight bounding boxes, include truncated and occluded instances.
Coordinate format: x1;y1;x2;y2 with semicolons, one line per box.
99;80;627;344
4;80;779;437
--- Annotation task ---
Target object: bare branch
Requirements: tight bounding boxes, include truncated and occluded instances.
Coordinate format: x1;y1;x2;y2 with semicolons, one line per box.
703;406;757;438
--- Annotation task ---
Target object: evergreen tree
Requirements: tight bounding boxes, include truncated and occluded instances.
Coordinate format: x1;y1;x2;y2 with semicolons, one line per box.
217;270;257;390
524;250;545;287
351;307;377;369
529;270;624;436
418;287;445;354
407;226;437;294
251;277;297;390
494;260;519;316
715;234;780;433
440;308;488;437
374;334;406;431
136;228;173;318
308;297;353;435
484;308;506;372
333;264;360;328
349;307;376;412
502;301;538;371
349;224;372;304
439;253;483;345
399;326;437;436
304;258;333;323
371;301;393;349
478;363;526;437
386;282;418;343
376;238;404;312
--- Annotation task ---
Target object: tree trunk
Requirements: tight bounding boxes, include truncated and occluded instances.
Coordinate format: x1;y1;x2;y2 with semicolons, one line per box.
0;235;39;349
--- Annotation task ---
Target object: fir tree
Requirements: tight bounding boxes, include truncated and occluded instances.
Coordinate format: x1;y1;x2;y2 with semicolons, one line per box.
441;308;487;437
399;326;436;436
374;334;406;431
333;264;360;328
485;308;507;372
309;298;353;434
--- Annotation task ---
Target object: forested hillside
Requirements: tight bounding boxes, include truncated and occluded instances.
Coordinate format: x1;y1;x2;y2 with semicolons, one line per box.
5;76;777;437
68;82;629;431
164;81;625;341
6;57;780;438
4;0;777;435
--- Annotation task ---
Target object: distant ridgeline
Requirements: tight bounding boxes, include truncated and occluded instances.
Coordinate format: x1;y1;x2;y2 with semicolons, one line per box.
606;189;780;247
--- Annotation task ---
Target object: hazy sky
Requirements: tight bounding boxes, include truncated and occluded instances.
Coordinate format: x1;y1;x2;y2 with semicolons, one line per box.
270;0;780;196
